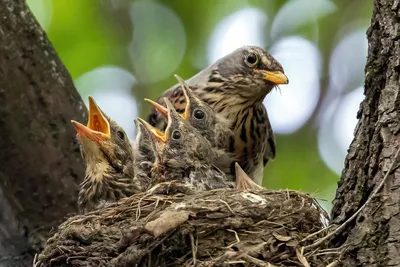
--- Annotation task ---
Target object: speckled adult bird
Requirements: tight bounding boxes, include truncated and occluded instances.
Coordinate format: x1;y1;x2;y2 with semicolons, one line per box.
139;98;234;192
147;46;288;184
71;96;141;213
145;74;234;151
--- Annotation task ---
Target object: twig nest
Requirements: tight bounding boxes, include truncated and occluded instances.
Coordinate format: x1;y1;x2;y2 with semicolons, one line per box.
36;189;332;266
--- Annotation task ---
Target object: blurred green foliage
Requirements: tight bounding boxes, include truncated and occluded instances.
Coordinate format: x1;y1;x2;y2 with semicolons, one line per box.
28;0;373;211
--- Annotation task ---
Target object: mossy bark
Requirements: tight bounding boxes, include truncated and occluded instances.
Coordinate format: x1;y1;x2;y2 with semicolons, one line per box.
0;0;87;266
331;0;400;265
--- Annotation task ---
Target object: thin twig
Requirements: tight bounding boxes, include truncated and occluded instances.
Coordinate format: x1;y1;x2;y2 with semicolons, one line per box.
190;234;197;266
305;147;400;250
219;199;234;214
325;260;340;267
301;225;333;243
239;254;278;267
313;251;341;256
135;196;144;221
296;247;310;267
305;247;341;257
224;229;240;248
226;260;247;264
154;197;160;209
32;254;38;267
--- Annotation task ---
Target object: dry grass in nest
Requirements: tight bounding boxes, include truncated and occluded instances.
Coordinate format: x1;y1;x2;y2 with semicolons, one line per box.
35;188;336;267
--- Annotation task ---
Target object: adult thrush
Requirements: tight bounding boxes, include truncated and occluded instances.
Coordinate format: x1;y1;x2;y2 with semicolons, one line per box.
147;46;288;184
72;96;141;213
139;98;233;191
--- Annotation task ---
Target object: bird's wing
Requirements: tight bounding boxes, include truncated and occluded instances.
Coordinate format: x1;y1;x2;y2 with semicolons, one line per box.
263;115;276;166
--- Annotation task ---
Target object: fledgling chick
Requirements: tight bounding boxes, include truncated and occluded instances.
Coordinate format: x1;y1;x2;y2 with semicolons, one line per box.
139;98;234;192
132;118;156;190
71;96;141;213
145;74;234;150
145;75;234;178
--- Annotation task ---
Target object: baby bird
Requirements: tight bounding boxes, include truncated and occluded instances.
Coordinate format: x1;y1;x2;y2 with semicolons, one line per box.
145;75;234;177
145;74;234;150
138;98;234;192
71;96;141;213
134;119;155;163
132;118;156;189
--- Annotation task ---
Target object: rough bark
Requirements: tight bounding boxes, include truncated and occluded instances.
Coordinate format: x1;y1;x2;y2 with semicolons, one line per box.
331;0;400;266
0;1;87;266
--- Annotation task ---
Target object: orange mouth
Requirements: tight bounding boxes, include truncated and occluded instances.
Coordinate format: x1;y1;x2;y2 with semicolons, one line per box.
71;96;111;142
136;117;167;144
71;120;109;142
87;96;111;137
145;98;169;118
174;74;190;120
145;97;188;120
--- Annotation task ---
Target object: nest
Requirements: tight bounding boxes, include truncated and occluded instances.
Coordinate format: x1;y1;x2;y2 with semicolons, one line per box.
35;189;336;267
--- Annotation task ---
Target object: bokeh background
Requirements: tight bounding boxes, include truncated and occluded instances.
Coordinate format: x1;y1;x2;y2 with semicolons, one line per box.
27;0;372;211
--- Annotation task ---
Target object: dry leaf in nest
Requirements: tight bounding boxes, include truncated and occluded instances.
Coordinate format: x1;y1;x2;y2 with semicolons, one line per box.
35;188;335;267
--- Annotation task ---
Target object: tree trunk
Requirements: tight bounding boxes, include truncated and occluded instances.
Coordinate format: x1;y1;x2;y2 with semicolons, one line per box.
331;0;400;266
0;1;86;266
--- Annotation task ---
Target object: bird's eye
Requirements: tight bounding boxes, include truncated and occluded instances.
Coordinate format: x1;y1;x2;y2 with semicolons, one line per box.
171;130;181;140
117;131;125;139
245;53;258;67
193;109;205;120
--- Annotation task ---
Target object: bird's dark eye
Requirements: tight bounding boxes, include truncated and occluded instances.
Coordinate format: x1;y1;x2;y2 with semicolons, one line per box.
245;53;258;67
193;109;205;120
171;130;181;140
117;131;124;139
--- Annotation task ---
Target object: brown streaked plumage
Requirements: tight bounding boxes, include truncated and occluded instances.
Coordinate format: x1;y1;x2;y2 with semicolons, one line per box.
72;96;141;213
140;98;234;192
147;46;288;184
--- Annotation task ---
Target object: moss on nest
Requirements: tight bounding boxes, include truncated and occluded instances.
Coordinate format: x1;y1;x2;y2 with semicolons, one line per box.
35;189;335;267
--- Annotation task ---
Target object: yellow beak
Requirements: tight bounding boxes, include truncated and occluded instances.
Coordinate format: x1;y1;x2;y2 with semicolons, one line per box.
145;98;188;120
136;117;167;143
71;120;110;142
87;96;111;138
258;70;289;85
71;96;111;141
